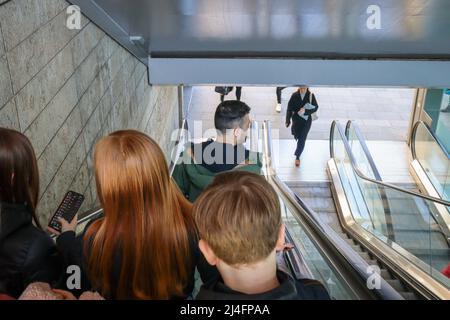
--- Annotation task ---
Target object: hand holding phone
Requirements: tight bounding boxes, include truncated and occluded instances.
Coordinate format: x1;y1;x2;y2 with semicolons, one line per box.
48;191;84;234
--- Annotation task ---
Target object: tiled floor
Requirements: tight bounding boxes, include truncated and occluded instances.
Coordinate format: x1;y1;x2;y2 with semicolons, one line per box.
271;139;414;184
188;86;415;140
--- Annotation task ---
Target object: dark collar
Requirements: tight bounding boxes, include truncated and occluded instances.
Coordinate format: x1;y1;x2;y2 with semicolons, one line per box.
0;202;33;241
197;270;299;300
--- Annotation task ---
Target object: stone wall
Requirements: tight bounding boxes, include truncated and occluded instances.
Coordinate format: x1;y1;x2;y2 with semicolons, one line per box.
0;0;179;225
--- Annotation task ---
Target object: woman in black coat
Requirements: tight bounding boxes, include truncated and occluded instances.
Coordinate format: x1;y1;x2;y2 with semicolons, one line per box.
285;86;319;167
0;128;62;298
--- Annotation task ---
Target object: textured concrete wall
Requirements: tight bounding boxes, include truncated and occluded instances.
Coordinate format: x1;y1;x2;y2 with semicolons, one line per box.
0;0;179;226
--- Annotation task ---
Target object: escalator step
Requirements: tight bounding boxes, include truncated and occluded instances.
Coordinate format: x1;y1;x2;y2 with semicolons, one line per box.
399;292;418;300
344;238;355;246
380;269;392;279
385;279;405;292
359;252;372;262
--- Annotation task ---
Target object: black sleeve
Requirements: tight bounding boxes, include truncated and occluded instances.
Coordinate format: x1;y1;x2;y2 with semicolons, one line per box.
305;94;319;115
286;94;295;124
297;279;331;300
55;221;96;294
56;231;83;269
22;234;62;288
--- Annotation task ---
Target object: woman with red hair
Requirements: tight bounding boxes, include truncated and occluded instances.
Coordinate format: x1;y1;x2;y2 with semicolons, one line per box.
52;130;215;299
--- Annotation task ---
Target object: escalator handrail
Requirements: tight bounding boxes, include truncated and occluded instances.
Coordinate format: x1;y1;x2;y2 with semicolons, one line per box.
330;120;450;207
412;120;450;161
329;121;450;299
263;120;403;300
76;119;189;228
345;120;397;242
345;121;383;181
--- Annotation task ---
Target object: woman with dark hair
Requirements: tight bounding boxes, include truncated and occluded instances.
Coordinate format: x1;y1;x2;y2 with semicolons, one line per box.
0;128;61;298
52;130;216;299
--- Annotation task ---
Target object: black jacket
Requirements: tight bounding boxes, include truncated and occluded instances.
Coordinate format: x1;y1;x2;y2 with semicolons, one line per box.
195;270;330;300
56;218;218;299
0;202;62;298
286;91;318;138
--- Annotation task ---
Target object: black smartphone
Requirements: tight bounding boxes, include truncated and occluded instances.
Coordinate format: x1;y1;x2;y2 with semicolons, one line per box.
48;190;85;233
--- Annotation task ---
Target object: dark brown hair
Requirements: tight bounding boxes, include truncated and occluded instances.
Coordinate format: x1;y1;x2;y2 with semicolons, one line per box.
193;171;281;266
0;128;41;228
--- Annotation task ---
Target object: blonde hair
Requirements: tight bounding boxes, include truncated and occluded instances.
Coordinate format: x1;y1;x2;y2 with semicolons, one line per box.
193;171;281;265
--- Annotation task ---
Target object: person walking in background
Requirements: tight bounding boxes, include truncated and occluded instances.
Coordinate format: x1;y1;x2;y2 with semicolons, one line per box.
285;86;318;167
275;87;286;113
215;86;242;102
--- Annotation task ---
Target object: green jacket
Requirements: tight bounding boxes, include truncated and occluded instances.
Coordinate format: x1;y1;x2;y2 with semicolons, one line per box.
172;144;263;202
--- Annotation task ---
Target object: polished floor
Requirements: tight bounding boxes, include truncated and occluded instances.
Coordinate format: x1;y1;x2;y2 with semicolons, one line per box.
271;139;414;184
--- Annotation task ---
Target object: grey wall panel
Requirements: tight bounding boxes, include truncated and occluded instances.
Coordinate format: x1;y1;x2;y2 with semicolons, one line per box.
148;58;450;87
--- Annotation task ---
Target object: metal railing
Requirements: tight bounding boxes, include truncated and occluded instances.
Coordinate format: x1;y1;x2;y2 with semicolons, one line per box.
331;121;450;207
329;120;450;299
262;120;402;300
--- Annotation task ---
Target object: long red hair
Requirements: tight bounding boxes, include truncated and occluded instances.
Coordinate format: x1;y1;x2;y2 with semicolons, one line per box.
84;130;195;299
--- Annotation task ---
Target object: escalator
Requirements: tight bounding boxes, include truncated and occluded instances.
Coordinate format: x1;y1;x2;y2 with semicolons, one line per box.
323;120;450;299
262;119;449;299
260;121;406;300
344;121;450;273
410;121;450;236
72;118;449;299
72;120;407;300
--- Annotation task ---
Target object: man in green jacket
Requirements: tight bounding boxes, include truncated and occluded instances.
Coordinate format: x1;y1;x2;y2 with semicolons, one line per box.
173;100;262;202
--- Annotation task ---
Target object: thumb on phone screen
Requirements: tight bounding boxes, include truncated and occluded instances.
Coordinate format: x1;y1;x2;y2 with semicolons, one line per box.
58;215;78;233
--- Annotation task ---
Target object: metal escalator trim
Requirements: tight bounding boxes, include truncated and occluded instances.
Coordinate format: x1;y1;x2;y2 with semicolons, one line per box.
410;121;450;239
328;159;450;300
272;174;403;300
284;227;315;281
330;121;450;207
263;121;398;300
345;121;382;181
345;120;397;243
411;121;450;161
410;160;450;241
169;118;188;176
75;119;189;230
77;206;103;225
